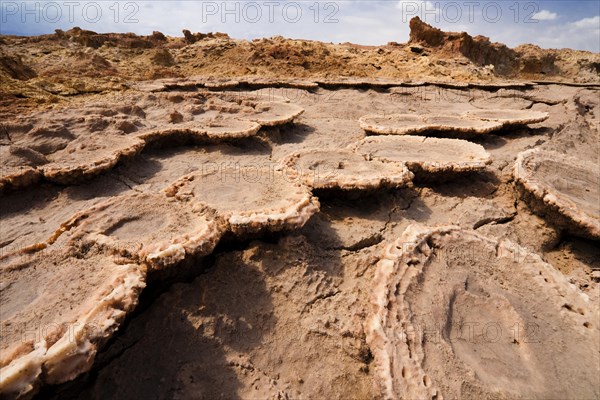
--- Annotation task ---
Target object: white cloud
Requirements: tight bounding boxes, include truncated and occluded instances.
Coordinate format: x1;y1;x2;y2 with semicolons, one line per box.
571;16;600;29
514;15;600;52
532;10;558;21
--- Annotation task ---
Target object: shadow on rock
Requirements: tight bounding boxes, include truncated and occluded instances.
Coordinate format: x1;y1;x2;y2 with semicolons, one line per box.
39;251;275;400
265;122;315;146
421;170;501;199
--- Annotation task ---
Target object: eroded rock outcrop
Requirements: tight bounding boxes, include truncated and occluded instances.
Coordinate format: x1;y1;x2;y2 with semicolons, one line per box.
409;16;519;75
407;17;600;82
1;19;598;110
0;51;36;81
59;27;176;49
366;225;599;399
515;149;600;239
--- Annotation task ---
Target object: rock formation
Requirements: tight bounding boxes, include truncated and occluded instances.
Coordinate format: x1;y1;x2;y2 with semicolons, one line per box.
515;149;600;239
366;225;599;399
409;16;519;75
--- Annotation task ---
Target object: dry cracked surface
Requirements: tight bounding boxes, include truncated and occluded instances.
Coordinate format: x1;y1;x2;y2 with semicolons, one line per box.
1;78;599;399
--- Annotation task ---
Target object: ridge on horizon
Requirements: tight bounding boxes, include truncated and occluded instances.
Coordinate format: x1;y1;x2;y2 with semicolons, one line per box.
1;0;599;52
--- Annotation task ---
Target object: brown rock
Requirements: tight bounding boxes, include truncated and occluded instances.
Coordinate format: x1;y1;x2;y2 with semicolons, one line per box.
0;51;36;80
151;49;175;67
169;110;184;123
409;16;519;75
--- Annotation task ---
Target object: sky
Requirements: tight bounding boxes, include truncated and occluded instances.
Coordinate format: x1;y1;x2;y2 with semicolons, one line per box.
1;1;599;52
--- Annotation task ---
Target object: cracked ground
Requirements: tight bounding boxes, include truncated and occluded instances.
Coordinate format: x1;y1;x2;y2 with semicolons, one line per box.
1;82;593;399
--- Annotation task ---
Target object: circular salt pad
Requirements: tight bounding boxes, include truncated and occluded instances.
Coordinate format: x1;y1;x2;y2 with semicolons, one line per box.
208;93;304;126
203;79;240;89
359;114;502;135
66;193;226;269
359;114;429;135
367;225;599;400
284;149;413;190
42;134;145;184
140;92;303;139
134;92;261;142
202;118;261;138
141;118;262;142
351;136;491;175
1;92;305;189
0;103;154;186
424;115;502;133
0;247;145;398
250;101;304;126
167;167;319;235
464;109;549;126
515;149;600;239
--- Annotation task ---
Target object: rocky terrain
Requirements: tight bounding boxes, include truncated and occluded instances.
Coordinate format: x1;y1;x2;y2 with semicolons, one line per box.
0;18;599;400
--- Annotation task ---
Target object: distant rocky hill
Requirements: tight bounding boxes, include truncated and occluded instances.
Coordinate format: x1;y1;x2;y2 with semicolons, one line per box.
1;18;598;110
408;17;598;78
